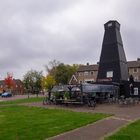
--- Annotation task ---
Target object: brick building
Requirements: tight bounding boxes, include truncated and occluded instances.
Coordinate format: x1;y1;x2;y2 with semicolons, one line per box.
69;63;99;84
128;58;140;82
69;58;140;84
0;79;24;94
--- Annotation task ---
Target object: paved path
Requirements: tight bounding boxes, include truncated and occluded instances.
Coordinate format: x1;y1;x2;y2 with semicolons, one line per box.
48;117;128;140
23;102;140;140
0;94;43;101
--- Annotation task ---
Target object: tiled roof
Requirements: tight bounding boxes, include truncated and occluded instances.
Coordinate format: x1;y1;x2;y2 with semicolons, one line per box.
77;64;99;72
127;61;140;68
77;60;140;72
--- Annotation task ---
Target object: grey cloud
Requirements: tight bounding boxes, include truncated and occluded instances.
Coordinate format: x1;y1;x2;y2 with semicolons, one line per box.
0;0;140;79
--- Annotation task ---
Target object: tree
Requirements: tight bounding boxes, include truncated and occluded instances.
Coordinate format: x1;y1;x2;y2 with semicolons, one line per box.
23;70;43;94
45;60;79;85
67;64;79;80
55;63;79;84
4;73;15;92
41;75;56;91
45;59;60;76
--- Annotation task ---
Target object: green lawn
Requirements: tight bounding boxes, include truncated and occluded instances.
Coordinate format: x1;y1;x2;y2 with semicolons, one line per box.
105;119;140;140
0;105;109;140
0;97;43;105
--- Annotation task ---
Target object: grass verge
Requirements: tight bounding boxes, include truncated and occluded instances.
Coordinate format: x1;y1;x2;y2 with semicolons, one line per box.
105;119;140;140
0;97;43;105
0;105;109;140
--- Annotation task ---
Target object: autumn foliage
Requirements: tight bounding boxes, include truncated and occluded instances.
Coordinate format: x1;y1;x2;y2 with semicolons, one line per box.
4;73;15;89
41;75;56;91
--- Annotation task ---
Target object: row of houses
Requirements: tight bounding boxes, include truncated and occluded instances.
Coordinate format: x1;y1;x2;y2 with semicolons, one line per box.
0;58;139;94
70;58;140;84
0;79;24;94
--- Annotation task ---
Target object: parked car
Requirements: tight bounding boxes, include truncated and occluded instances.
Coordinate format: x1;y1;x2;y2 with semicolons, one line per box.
1;92;12;97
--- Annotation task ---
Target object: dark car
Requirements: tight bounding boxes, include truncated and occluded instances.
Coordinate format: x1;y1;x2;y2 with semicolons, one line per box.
1;92;12;97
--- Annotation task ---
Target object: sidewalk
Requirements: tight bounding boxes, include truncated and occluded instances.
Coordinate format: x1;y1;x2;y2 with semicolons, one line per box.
0;94;43;101
47;117;128;140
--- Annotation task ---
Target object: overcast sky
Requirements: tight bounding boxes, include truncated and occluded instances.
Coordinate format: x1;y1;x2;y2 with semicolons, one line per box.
0;0;140;80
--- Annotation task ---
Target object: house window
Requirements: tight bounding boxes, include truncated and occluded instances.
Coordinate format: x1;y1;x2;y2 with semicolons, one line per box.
133;68;138;73
78;72;82;76
85;79;94;83
91;71;94;75
84;71;89;76
134;87;139;95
